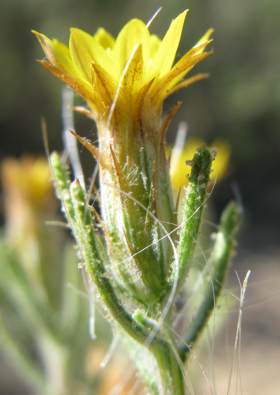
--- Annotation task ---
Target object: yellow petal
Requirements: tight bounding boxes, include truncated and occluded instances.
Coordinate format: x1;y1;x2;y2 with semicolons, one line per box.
52;40;77;74
69;28;97;81
91;62;127;121
113;19;149;75
162;29;213;88
70;28;114;82
32;30;56;63
94;27;115;49
91;62;116;105
142;34;161;82
148;35;161;57
163;73;209;98
153;10;188;77
194;28;214;50
38;59;103;114
121;44;144;95
34;14;214;123
33;30;87;89
33;31;78;78
152;50;212;104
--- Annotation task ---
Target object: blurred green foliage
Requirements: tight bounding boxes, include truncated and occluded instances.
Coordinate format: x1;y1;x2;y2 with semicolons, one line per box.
0;0;279;228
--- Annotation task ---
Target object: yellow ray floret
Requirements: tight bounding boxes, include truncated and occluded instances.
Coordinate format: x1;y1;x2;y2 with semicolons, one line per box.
33;10;213;118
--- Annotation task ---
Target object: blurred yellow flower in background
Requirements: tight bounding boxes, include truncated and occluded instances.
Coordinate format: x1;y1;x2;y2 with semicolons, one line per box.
170;138;230;193
2;158;51;209
2;157;52;243
1;158;53;287
0;158;96;394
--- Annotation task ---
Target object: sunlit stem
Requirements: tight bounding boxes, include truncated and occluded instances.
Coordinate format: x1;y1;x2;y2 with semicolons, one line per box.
176;147;213;289
69;179;185;395
179;202;241;361
50;152;186;395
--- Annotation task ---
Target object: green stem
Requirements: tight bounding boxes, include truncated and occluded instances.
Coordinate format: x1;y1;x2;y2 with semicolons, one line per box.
153;341;186;395
176;147;213;290
179;202;240;361
133;312;185;395
51;153;186;394
71;179;185;394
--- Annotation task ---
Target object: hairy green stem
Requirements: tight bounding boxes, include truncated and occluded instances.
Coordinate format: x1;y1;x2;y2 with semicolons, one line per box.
51;153;185;395
179;202;240;361
176;147;213;289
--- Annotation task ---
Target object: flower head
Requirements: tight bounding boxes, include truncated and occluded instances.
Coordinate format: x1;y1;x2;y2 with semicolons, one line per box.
34;12;213;307
33;10;212;124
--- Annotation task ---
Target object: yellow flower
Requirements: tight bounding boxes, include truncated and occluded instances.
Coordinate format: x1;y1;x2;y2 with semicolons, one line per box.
34;13;213;303
1;158;53;282
2;158;51;210
2;158;52;243
170;138;230;192
33;10;212;124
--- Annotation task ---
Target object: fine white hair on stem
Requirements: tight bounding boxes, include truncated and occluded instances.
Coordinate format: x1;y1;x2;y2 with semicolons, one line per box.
100;333;119;369
168;325;217;395
104;181;215;395
124;176;216;265
171;270;220;395
146;7;162;28
62;86;85;188
172;240;214;331
169;341;197;395
104;181;179;320
81;267;97;341
204;281;218;395
100;181;180;395
112;177;216;373
86;163;99;207
55;77;91;312
226;270;251;395
88;281;96;340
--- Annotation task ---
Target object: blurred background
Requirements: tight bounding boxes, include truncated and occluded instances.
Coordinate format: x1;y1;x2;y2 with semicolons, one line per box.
0;0;279;394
